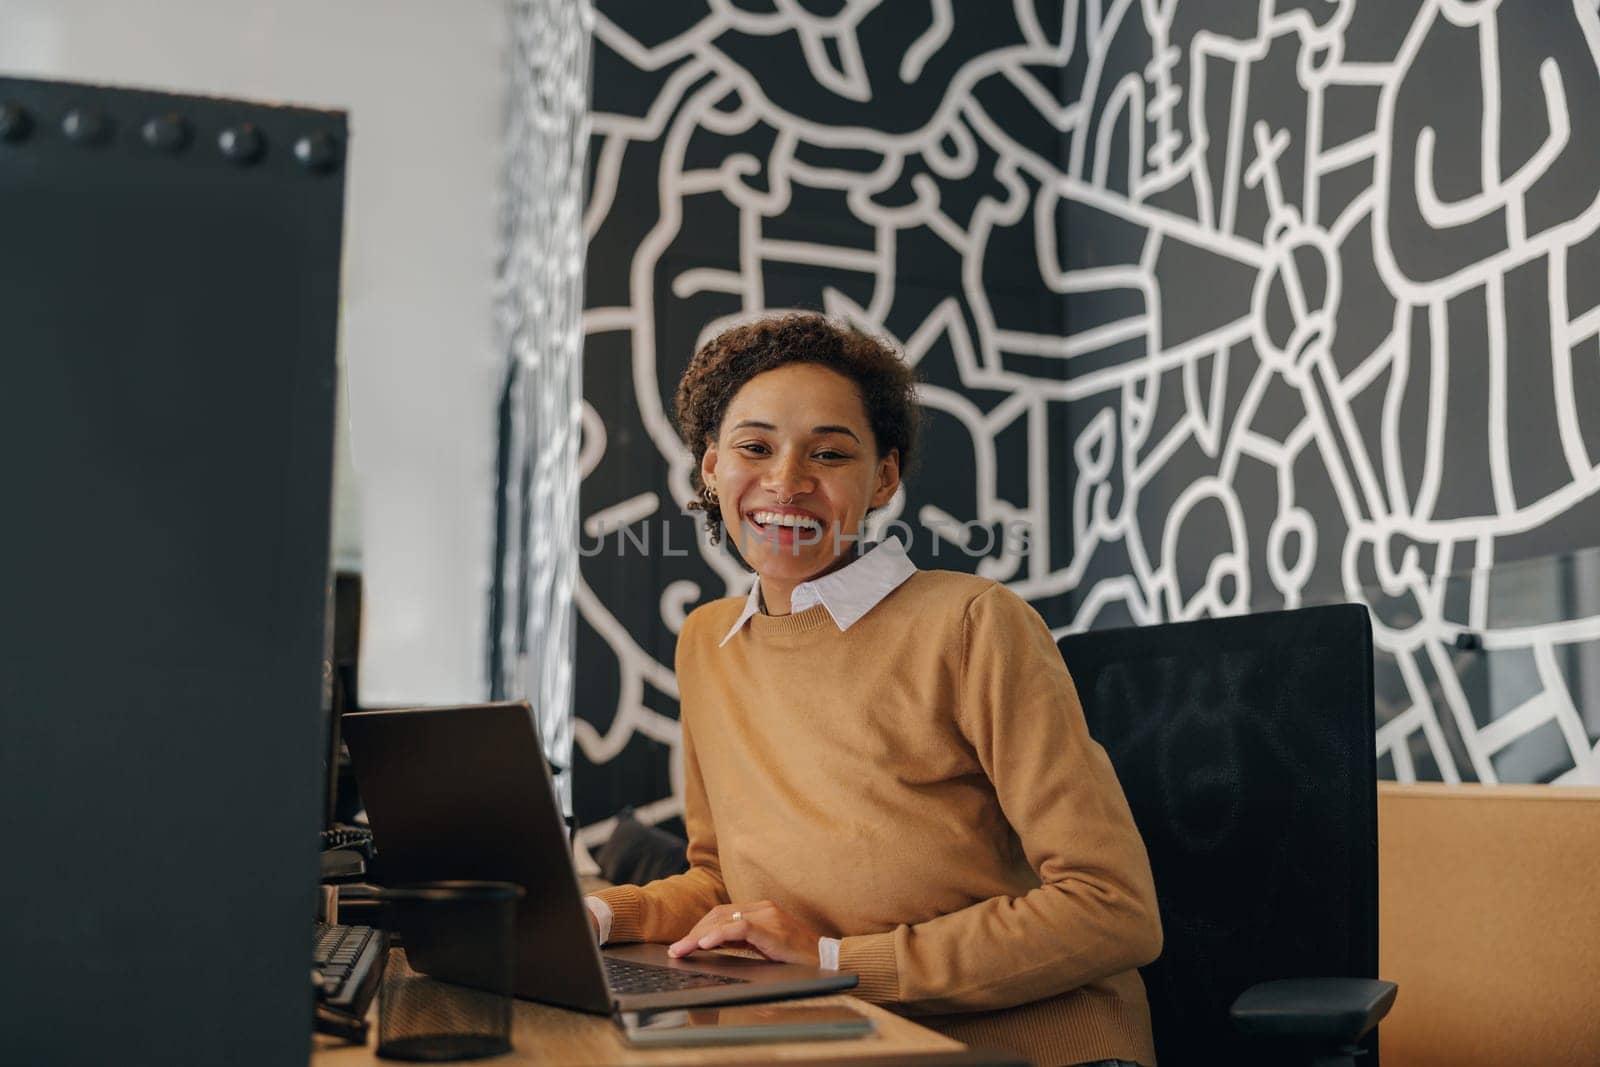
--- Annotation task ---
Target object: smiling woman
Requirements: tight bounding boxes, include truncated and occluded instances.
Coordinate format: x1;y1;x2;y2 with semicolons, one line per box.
706;372;901;615
678;317;915;517
584;313;1163;1067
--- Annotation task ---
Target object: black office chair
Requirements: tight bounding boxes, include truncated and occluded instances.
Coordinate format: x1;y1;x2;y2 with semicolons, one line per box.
1058;603;1396;1067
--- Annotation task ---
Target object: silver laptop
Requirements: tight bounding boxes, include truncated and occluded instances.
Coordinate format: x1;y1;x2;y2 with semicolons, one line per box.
342;702;856;1013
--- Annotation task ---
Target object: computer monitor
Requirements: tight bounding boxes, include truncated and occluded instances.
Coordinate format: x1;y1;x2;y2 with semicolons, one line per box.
325;570;364;830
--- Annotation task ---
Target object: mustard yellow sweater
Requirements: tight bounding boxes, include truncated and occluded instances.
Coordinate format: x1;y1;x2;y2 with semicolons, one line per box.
593;571;1162;1066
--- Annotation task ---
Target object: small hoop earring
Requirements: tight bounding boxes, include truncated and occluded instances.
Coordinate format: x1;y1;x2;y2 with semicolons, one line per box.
704;485;719;505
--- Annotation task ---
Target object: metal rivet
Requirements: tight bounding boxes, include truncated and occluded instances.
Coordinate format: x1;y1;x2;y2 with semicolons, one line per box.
218;122;264;164
293;131;340;174
141;113;190;153
63;107;110;145
0;101;33;142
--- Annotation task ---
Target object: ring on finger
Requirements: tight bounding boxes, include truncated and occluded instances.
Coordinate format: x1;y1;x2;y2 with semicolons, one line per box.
731;911;742;922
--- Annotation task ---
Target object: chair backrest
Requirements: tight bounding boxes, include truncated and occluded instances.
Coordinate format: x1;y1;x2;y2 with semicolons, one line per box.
1058;604;1379;1066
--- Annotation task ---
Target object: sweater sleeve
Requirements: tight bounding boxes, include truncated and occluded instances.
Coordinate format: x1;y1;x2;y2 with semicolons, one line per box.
591;619;729;942
836;583;1162;1014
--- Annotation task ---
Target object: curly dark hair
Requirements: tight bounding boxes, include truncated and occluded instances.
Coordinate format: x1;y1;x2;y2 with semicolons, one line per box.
676;313;920;545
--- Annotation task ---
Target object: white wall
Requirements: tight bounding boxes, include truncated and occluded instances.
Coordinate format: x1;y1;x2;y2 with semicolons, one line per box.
0;0;505;703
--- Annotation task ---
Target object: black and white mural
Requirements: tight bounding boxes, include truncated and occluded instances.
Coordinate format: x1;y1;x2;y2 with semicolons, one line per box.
568;0;1600;837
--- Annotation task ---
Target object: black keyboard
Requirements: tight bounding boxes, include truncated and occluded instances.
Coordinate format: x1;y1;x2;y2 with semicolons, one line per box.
314;922;387;1014
319;825;374;858
603;956;747;994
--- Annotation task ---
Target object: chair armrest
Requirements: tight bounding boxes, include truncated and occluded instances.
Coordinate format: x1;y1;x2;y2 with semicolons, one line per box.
1230;978;1397;1045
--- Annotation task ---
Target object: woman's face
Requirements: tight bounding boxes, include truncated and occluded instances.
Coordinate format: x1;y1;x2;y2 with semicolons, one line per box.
702;362;899;585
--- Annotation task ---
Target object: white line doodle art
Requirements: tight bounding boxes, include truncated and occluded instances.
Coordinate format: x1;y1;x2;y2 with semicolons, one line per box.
568;0;1600;839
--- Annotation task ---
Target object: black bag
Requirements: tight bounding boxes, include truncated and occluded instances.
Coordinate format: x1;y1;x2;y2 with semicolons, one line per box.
594;808;690;886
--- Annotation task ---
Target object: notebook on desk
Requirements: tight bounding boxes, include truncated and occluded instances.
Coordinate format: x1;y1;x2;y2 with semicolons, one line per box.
342;701;856;1014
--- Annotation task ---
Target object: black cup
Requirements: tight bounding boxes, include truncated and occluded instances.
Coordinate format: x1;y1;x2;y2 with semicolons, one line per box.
373;881;523;1062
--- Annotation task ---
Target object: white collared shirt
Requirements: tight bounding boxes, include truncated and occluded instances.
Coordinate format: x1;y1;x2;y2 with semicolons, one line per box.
718;537;918;647
587;538;919;969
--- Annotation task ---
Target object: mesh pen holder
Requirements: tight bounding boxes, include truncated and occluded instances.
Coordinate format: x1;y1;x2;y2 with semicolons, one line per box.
373;881;523;1062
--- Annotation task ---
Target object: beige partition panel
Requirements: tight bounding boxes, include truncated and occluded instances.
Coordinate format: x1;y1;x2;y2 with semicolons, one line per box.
1378;783;1600;1066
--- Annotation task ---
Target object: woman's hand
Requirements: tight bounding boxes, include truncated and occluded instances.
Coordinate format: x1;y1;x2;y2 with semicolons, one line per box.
668;900;823;967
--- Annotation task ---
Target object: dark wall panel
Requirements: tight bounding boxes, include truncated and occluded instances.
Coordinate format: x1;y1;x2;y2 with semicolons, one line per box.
0;77;344;1065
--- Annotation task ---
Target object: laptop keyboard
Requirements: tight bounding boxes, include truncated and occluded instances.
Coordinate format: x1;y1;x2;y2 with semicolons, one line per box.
603;956;748;994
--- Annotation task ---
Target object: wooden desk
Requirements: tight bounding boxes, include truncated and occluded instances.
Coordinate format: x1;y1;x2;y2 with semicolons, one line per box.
313;952;962;1065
